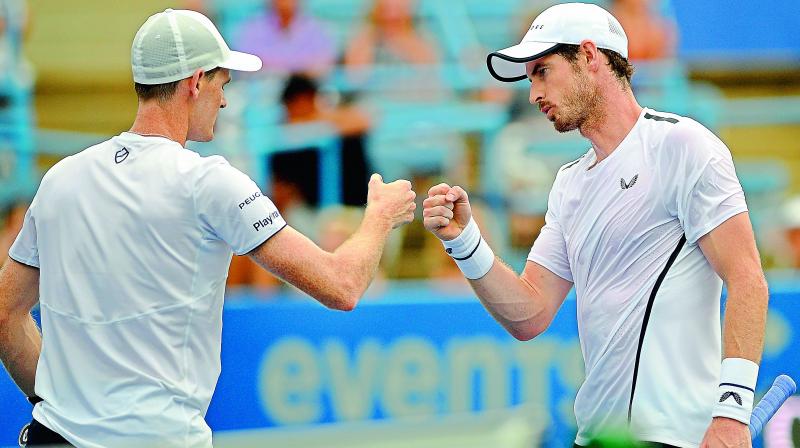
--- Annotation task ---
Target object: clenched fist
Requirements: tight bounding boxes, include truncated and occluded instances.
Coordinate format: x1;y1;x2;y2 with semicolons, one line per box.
422;183;472;241
366;173;416;229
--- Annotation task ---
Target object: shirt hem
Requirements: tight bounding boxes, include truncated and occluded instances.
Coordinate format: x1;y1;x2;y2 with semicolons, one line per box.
235;222;288;256
32;405;81;448
574;435;590;446
686;207;748;245
634;432;698;448
8;251;40;269
527;255;573;283
575;433;696;448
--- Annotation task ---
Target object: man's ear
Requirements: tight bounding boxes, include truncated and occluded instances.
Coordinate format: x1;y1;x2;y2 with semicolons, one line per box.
579;40;602;72
187;69;204;99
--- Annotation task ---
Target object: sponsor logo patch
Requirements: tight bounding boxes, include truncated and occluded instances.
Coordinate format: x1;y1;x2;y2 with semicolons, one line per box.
115;147;130;164
252;211;281;231
719;391;743;406
620;174;638;190
239;192;263;209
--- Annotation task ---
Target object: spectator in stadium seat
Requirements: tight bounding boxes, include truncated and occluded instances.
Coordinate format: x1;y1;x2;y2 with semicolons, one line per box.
344;0;438;67
270;74;372;214
778;196;800;269
0;202;26;259
342;0;448;100
611;0;676;61
227;74;373;291
233;0;337;76
0;0;33;98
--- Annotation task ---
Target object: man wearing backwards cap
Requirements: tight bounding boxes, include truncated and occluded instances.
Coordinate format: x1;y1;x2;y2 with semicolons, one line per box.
0;9;415;447
424;3;766;447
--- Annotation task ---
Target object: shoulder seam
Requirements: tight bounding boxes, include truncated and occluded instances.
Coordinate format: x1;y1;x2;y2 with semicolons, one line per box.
643;112;679;124
560;155;585;172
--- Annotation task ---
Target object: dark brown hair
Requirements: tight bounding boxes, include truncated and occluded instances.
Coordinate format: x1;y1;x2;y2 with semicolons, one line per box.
552;44;634;86
134;67;221;103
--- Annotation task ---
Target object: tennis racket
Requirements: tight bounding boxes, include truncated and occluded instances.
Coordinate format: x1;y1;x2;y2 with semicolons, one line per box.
749;374;796;439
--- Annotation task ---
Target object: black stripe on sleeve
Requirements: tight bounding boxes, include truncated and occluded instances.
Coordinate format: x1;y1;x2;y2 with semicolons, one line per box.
627;235;687;423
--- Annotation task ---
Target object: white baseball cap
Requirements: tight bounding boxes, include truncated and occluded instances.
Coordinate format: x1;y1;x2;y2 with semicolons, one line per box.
487;2;628;82
131;9;262;85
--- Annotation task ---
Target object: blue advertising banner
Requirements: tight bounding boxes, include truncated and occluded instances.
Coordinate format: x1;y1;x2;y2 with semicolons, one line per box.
0;285;797;447
206;292;583;446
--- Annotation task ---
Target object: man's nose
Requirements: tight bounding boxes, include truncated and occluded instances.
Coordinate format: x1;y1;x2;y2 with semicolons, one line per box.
529;83;543;105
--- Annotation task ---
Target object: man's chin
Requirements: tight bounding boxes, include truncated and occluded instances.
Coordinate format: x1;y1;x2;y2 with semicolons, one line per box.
553;120;578;133
188;131;214;143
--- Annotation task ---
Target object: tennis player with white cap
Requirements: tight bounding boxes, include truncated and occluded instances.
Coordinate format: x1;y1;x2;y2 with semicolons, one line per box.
424;3;767;447
0;9;414;447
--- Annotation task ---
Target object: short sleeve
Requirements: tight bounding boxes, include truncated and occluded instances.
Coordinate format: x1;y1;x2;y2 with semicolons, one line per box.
527;177;573;282
664;125;748;245
195;158;287;255
9;205;40;268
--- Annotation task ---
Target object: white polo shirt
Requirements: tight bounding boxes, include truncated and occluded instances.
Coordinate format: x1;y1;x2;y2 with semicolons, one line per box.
9;132;286;447
529;108;748;447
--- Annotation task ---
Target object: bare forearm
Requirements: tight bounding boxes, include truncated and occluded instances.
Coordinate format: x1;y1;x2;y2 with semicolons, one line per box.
248;205;404;311
326;211;392;307
0;313;41;396
723;274;769;363
469;259;555;341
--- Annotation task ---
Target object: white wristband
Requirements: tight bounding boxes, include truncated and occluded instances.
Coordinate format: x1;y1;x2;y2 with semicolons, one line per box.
711;358;759;424
442;218;495;280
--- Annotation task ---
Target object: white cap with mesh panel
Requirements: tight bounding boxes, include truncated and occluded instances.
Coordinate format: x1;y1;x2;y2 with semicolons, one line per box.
487;2;628;83
131;8;262;85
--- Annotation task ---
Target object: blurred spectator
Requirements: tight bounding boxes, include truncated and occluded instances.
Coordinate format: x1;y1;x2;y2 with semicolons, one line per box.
270;74;371;217
778;196;800;269
342;0;447;99
0;0;32;92
0;201;26;257
343;0;438;67
317;206;365;251
234;0;336;76
611;0;676;61
180;0;211;17
227;75;373;292
489;114;566;250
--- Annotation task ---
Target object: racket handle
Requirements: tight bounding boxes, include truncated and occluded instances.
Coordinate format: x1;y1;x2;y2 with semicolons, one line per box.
749;375;796;439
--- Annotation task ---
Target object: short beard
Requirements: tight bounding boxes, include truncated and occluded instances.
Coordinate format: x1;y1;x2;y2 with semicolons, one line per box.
552;68;603;133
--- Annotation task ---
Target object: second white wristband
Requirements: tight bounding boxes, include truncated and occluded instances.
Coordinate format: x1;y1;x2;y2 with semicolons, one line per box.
442;218;495;280
711;358;759;425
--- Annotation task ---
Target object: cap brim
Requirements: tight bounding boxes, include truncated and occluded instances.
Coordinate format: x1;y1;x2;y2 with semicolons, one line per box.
220;50;262;72
486;42;563;82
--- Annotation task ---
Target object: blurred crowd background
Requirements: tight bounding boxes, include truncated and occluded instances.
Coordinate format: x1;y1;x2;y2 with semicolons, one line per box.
1;0;800;295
